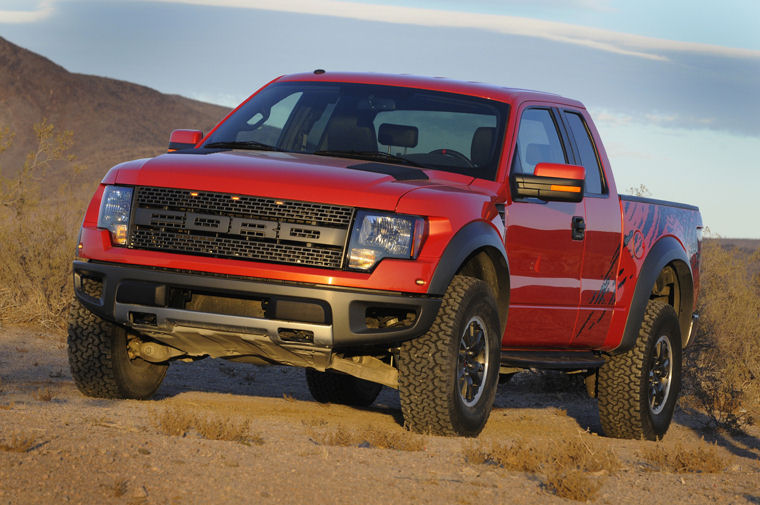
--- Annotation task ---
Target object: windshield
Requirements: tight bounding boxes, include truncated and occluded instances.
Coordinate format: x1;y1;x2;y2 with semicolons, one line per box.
204;81;510;180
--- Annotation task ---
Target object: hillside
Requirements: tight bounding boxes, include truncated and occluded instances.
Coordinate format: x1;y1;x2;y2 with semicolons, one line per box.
0;36;229;180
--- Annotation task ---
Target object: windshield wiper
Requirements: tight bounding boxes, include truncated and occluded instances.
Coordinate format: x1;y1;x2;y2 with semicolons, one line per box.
313;150;425;168
204;140;282;151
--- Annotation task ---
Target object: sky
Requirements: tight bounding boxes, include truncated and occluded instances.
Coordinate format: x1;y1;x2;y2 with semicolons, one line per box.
1;0;759;238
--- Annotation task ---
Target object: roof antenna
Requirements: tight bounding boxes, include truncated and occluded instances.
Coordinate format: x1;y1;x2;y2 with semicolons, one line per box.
313;69;326;74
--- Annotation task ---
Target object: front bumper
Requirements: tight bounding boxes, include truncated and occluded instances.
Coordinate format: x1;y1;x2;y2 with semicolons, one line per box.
72;261;441;350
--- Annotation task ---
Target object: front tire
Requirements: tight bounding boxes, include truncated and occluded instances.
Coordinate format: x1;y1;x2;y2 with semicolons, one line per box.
597;300;682;440
398;275;500;437
67;299;167;399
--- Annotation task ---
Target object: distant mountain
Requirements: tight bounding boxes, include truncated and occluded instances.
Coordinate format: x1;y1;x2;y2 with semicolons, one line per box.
0;36;230;180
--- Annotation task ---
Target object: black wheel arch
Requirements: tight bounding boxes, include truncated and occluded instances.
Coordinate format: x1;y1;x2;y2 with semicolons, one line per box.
427;221;510;334
612;235;694;354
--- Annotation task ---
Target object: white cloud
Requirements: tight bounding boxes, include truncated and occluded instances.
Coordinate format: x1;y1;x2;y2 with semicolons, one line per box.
0;1;54;23
591;107;719;132
139;0;760;62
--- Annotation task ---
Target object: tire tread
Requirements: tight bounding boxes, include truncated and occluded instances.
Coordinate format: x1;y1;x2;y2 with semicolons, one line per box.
597;299;680;440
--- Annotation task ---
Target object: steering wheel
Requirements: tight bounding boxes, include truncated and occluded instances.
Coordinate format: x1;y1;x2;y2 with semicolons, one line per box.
428;148;474;167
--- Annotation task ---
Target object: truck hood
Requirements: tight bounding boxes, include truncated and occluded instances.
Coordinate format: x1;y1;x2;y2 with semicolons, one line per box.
108;150;476;211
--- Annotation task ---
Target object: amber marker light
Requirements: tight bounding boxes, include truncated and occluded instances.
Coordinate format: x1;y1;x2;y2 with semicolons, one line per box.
231;196;240;201
550;184;581;193
190;192;199;197
113;225;128;246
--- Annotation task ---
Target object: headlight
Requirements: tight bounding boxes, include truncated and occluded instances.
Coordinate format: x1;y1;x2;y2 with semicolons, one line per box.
347;210;426;270
97;185;133;246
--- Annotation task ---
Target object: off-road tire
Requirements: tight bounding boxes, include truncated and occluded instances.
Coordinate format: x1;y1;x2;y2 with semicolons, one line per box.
597;300;682;440
67;299;168;399
305;369;382;407
398;275;500;437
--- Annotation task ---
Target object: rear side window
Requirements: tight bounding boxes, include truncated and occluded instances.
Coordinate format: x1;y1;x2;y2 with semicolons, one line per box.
511;108;567;174
564;112;604;194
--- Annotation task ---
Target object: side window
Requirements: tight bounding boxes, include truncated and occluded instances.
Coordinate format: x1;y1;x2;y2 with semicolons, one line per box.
512;108;566;174
564;112;604;194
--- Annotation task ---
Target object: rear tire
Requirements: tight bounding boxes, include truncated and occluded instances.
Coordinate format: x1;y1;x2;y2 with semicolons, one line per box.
597;300;681;440
67;299;167;400
398;275;500;437
305;369;382;407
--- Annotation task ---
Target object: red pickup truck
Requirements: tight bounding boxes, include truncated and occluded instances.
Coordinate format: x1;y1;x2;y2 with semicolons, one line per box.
68;71;702;439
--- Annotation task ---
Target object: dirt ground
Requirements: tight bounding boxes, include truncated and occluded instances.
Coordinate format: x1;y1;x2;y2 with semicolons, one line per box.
1;325;759;505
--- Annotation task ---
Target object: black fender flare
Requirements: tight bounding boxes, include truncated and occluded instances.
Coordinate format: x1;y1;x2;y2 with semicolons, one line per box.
427;221;510;331
612;235;694;354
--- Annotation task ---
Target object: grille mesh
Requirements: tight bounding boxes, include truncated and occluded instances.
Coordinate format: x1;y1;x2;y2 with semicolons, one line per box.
136;187;353;226
128;187;353;269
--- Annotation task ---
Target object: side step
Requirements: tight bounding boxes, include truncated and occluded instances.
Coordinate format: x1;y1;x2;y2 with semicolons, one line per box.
500;351;606;370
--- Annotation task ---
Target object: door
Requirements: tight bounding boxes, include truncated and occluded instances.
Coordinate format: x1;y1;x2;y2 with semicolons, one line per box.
560;109;622;347
503;107;585;348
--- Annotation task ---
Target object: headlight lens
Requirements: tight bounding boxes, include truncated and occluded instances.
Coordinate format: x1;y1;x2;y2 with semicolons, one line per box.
97;185;133;246
347;211;426;270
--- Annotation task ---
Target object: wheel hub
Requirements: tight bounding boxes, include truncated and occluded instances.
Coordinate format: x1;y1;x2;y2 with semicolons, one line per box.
648;335;673;415
457;316;489;407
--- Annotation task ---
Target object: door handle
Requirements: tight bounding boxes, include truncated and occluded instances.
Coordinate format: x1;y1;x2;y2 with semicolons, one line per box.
572;216;585;241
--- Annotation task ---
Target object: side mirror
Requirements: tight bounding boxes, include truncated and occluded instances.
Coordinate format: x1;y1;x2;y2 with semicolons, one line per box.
168;129;203;152
511;163;585;202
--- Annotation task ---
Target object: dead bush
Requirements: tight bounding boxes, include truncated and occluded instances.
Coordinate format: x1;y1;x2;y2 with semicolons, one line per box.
155;407;259;445
462;443;491;465
544;469;602;502
111;479;129;498
683;239;760;430
638;442;727;473
464;435;619;501
0;433;37;453
33;387;56;402
310;424;425;451
0;120;91;330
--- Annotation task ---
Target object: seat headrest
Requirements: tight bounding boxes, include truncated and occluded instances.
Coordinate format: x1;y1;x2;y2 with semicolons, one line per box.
471;127;496;167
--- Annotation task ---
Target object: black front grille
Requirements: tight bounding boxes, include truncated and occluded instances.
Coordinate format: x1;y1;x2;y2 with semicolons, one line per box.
128;187;353;269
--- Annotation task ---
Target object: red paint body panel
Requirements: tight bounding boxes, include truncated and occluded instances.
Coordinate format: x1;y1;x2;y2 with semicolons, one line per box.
503;201;585;346
533;163;585;180
169;129;203;146
601;199;702;351
78;72;701;354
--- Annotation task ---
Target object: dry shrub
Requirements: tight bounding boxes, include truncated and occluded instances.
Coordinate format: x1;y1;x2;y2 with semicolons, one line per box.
301;418;328;428
472;437;619;474
33;387;56;402
487;439;545;473
111;479;129;498
0;120;92;330
544;469;601;502
683;239;760;430
155;407;259;445
0;433;37;453
462;443;491;465
638;442;727;473
310;424;425;451
464;436;619;501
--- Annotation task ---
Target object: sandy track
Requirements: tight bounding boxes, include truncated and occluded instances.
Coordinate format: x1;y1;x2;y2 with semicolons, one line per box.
1;326;759;505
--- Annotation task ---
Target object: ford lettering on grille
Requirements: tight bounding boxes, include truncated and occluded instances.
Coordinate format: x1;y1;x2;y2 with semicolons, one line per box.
128;187;353;269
